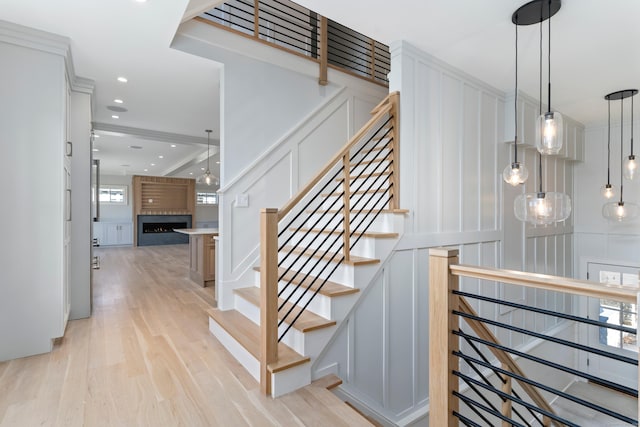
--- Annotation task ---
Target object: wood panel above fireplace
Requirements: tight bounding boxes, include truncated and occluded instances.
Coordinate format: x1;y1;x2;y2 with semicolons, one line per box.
132;175;196;246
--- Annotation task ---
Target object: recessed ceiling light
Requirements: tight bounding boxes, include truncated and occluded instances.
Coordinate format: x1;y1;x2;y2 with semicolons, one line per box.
117;77;128;83
201;167;205;171
107;106;127;112
189;172;193;175
216;161;220;164
92;148;99;152
170;144;177;148
150;163;156;166
114;99;123;104
129;145;143;149
144;169;148;172
112;115;119;119
158;155;164;159
94;134;100;138
135;0;147;3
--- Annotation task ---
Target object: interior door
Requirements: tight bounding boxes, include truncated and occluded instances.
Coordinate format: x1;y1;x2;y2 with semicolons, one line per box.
585;261;639;390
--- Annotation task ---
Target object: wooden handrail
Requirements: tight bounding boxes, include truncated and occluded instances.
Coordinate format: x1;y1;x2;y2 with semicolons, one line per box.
278;92;398;220
450;264;638;304
430;247;640;425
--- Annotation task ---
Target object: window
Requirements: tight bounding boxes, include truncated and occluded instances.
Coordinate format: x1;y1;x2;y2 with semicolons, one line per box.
99;185;127;205
598;270;638;352
197;192;218;205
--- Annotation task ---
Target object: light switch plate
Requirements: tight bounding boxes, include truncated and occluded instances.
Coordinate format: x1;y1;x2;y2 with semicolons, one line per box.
236;193;249;207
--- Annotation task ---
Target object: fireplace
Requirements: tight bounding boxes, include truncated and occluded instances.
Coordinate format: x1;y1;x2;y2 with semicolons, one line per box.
137;215;191;246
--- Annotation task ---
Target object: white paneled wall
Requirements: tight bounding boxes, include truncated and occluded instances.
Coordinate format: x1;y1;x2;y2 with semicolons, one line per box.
574;121;640;279
215;88;386;309
313;41;583;426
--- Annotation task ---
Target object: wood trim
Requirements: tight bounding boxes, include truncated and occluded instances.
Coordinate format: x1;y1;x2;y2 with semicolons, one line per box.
428;248;459;426
132;175;196;246
260;208;279;395
253;0;259;38
501;366;512;427
193;17;389;88
458;298;556;420
278;97;393;220
342;154;350;262
388;92;400;210
451;264;638;303
319;16;328;86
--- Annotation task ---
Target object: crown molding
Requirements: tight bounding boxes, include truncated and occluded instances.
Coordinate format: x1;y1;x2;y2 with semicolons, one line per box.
92;122;220;146
0;20;94;96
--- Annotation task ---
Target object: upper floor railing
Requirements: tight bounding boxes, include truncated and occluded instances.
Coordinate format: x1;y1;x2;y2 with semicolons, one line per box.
196;0;390;87
429;248;639;426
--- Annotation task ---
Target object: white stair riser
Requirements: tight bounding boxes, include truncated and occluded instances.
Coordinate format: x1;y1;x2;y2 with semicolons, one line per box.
287;232;394;259
209;313;312;399
209;317;260;381
271;362;311;398
278;281;360;320
318;194;390;213
350;160;392;177
303;211;399;233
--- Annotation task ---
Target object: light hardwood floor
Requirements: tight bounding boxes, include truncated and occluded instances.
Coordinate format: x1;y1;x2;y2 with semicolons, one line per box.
0;245;372;426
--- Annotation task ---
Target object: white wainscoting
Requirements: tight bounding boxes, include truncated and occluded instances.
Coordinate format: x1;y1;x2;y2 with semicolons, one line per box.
311;41;581;425
215;87;386;309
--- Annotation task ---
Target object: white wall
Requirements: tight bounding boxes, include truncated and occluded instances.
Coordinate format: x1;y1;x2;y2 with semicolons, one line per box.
0;22;71;360
69;89;93;320
98;174;133;222
173;20;388;308
312;41;582;425
573;121;640;278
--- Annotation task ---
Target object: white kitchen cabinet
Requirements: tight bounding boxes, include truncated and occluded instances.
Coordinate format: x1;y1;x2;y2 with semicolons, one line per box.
94;222;133;246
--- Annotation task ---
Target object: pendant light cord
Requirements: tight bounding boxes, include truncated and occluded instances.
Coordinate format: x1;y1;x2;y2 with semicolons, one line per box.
538;18;544;194
607;99;611;185
547;0;552;113
620;98;624;204
514;19;519;163
631;95;635;156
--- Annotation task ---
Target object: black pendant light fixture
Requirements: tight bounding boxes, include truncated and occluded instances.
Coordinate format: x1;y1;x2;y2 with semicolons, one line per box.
513;0;570;225
503;15;528;186
603;89;639;222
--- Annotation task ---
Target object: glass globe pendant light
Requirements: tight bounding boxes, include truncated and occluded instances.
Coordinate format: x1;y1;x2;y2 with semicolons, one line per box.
200;129;215;186
603;90;639;222
531;0;563;155
623;94;637;180
514;154;571;225
513;0;570;226
503;17;528;186
601;98;616;199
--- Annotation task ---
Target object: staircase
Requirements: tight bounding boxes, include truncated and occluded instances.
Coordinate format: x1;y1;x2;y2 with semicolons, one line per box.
208;92;406;397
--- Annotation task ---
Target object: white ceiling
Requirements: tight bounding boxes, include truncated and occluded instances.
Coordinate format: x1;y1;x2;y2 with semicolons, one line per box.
294;0;640;127
1;0;638;179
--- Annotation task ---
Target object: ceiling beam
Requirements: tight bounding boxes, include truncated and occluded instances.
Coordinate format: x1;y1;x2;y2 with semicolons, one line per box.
162;145;220;177
92;122;220;146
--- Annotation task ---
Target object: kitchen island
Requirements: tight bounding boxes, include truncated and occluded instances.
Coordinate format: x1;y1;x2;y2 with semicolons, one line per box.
174;228;218;287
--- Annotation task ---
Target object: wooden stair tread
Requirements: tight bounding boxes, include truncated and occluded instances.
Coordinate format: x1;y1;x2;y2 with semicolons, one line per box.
281;246;380;266
308;208;409;215
208;308;309;373
311;374;343;390
234;287;336;333
358;144;392;158
290;227;398;239
322;188;388;198
253;266;359;297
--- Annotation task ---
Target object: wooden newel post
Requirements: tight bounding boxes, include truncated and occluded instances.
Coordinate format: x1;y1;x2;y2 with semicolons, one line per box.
429;247;460;426
260;208;279;395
